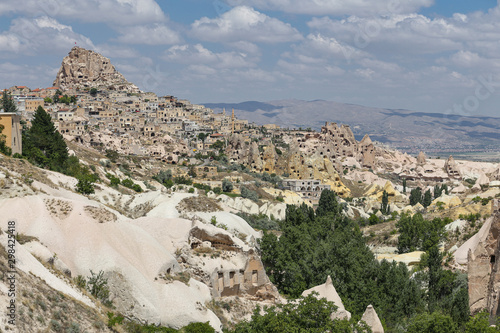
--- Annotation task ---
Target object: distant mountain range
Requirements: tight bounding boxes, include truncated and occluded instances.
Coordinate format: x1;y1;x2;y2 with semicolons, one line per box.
203;99;500;155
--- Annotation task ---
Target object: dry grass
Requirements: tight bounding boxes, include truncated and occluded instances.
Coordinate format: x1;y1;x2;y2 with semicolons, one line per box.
177;196;222;212
45;198;74;219
84;205;117;223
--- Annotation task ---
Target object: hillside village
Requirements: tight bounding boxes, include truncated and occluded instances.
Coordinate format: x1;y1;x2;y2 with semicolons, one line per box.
1;47;500;332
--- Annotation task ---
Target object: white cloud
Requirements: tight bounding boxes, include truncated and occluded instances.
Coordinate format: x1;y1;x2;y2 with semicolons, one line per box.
225;0;433;16
95;44;141;58
307;15;464;56
116;24;181;45
0;0;165;26
190;6;302;43
0;16;94;55
0;62;58;87
163;44;257;69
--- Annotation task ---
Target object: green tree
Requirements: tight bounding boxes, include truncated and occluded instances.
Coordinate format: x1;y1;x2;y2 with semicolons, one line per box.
211;140;225;150
434;184;443;199
90;88;98;97
75;174;95;195
423;189;433;207
197;132;208;142
397;214;447;253
260;193;424;327
0;124;12;156
228;293;369;333
381;190;389;215
406;312;458;333
222;178;233;192
315;189;342;217
1;90;17;113
465;311;500;332
403;178;407;193
409;187;422;206
23;106;69;171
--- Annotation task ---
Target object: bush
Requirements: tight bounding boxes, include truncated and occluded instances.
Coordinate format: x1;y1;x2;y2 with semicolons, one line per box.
106;173;120;187
105;149;119;163
188;188;195;193
213;187;222;194
174;176;192;185
74;275;86;289
87;270;111;306
237;212;280;231
222;179;233;192
183;322;215;333
241;186;259;202
75;175;95;195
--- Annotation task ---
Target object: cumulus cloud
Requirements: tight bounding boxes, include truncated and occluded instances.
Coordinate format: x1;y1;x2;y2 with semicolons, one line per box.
0;0;165;26
116;24;181;45
225;0;433;16
0;62;58;87
163;44;257;69
0;16;94;55
190;6;302;43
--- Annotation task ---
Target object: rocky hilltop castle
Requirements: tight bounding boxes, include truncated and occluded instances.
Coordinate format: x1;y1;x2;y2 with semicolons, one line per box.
53;47;140;93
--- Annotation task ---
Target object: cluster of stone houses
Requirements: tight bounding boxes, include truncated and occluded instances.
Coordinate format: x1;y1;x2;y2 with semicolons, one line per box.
4;86;254;162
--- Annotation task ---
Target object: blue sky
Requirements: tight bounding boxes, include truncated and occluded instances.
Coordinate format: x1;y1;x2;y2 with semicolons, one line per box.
1;0;500;118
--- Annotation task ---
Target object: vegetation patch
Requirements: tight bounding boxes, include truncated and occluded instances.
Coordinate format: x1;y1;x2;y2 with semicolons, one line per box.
177;196;222;212
84;205;117;223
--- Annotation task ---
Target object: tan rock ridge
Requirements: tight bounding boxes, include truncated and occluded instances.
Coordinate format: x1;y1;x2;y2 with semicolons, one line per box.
54;46;140;93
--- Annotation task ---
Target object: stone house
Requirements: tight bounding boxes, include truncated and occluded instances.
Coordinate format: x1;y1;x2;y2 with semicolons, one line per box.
0;112;22;155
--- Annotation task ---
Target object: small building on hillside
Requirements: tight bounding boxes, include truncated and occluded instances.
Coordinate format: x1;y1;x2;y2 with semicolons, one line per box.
0;113;22;155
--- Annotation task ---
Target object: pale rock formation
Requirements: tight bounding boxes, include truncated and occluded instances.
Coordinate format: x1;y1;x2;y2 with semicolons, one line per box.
466;200;500;321
444;156;461;179
417;151;426;165
359;305;384;333
359;134;376;168
477;172;491;187
452;184;467;194
54;47;140;93
376;251;425;267
301;275;351;320
430;195;462;209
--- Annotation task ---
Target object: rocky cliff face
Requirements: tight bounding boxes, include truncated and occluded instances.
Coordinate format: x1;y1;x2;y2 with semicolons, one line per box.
53;47;140;93
468;200;500;321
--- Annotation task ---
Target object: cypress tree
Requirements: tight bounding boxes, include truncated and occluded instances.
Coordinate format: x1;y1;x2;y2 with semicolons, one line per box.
409;187;422;206
1;90;17;113
381;190;389;215
423;189;433;208
23;106;68;170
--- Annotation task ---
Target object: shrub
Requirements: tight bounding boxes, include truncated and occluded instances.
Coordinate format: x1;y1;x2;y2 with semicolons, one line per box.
241;186;259;202
106;173;120;187
188;188;195;193
174;176;192;185
75;175;95;195
184;322;215;333
87;270;111;306
132;184;143;193
222;179;233;192
74;275;86;289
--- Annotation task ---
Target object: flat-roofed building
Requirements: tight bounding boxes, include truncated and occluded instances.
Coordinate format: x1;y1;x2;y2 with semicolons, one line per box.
0;113;22;155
